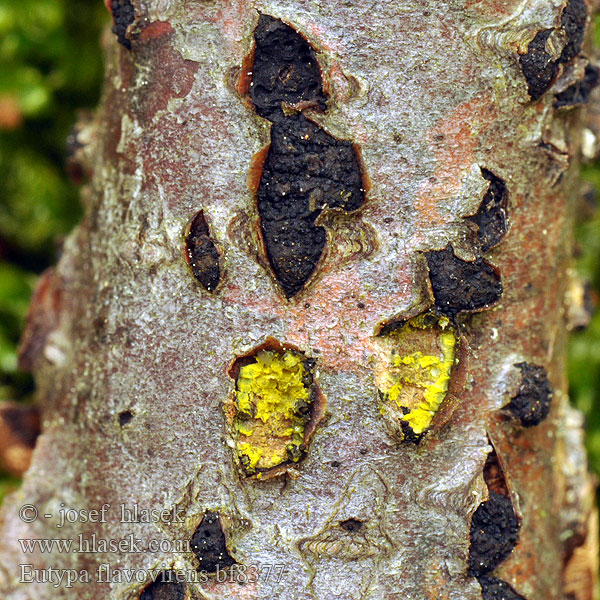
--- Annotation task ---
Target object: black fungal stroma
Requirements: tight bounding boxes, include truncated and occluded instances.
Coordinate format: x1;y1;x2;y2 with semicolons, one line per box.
425;245;503;320
477;575;526;600
110;0;135;50
554;64;599;108
519;0;587;100
506;362;553;427
185;211;220;292
467;169;508;252
250;15;365;298
191;512;235;573
139;571;186;600
251;14;327;120
468;491;520;577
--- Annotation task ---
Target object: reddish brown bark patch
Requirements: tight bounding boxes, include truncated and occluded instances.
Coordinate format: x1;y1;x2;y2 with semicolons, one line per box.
131;23;199;126
483;449;510;498
18;268;64;372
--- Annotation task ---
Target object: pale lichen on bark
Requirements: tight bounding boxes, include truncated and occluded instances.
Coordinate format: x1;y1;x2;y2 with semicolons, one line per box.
0;0;598;599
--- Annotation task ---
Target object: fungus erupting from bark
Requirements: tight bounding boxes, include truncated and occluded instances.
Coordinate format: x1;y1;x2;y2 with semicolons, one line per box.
226;339;323;476
477;575;526;600
505;362;554;427
554;64;600;108
190;512;235;573
249;15;366;298
468;490;520;577
425;245;503;320
519;0;587;100
139;571;186;600
467;169;508;252
375;312;457;443
185;210;220;292
110;0;135;50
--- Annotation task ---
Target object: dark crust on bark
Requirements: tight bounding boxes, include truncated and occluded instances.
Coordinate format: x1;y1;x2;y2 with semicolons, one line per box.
185;211;221;292
519;30;559;101
467;169;508;251
191;512;236;573
519;0;588;100
257;114;364;298
250;15;366;298
554;64;599;107
505;362;553;427
110;0;135;50
425;245;503;319
560;0;587;64
468;491;520;576
139;571;186;600
250;14;327;120
477;575;526;600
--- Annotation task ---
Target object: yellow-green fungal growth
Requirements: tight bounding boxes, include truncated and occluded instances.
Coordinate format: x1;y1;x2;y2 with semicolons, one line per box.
376;313;457;441
232;349;314;475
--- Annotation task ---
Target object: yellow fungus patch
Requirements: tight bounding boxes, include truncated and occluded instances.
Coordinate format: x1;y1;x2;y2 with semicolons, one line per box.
231;349;314;475
376;313;457;440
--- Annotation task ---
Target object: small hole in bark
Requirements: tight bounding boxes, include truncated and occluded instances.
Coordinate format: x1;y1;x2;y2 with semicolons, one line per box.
118;410;134;427
505;362;553;427
330;460;341;468
477;575;526;600
185;210;221;293
110;0;135;50
339;518;363;532
468;491;520;577
191;511;236;573
467;168;508;251
483;448;510;498
425;245;503;319
139;571;186;600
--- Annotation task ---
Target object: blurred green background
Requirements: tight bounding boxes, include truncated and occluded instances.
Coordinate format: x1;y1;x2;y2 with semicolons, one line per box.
0;0;106;498
0;1;599;502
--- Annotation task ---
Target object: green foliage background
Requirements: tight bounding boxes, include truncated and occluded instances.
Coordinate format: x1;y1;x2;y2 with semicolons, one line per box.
0;1;599;501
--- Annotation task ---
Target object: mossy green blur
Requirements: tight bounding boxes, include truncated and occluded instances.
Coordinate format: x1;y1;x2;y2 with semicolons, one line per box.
0;0;106;404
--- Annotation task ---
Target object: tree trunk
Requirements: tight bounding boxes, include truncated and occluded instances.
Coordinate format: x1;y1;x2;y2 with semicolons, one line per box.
0;1;598;598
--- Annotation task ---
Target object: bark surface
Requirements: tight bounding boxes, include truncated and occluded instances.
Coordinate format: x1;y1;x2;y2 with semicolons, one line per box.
0;1;598;599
